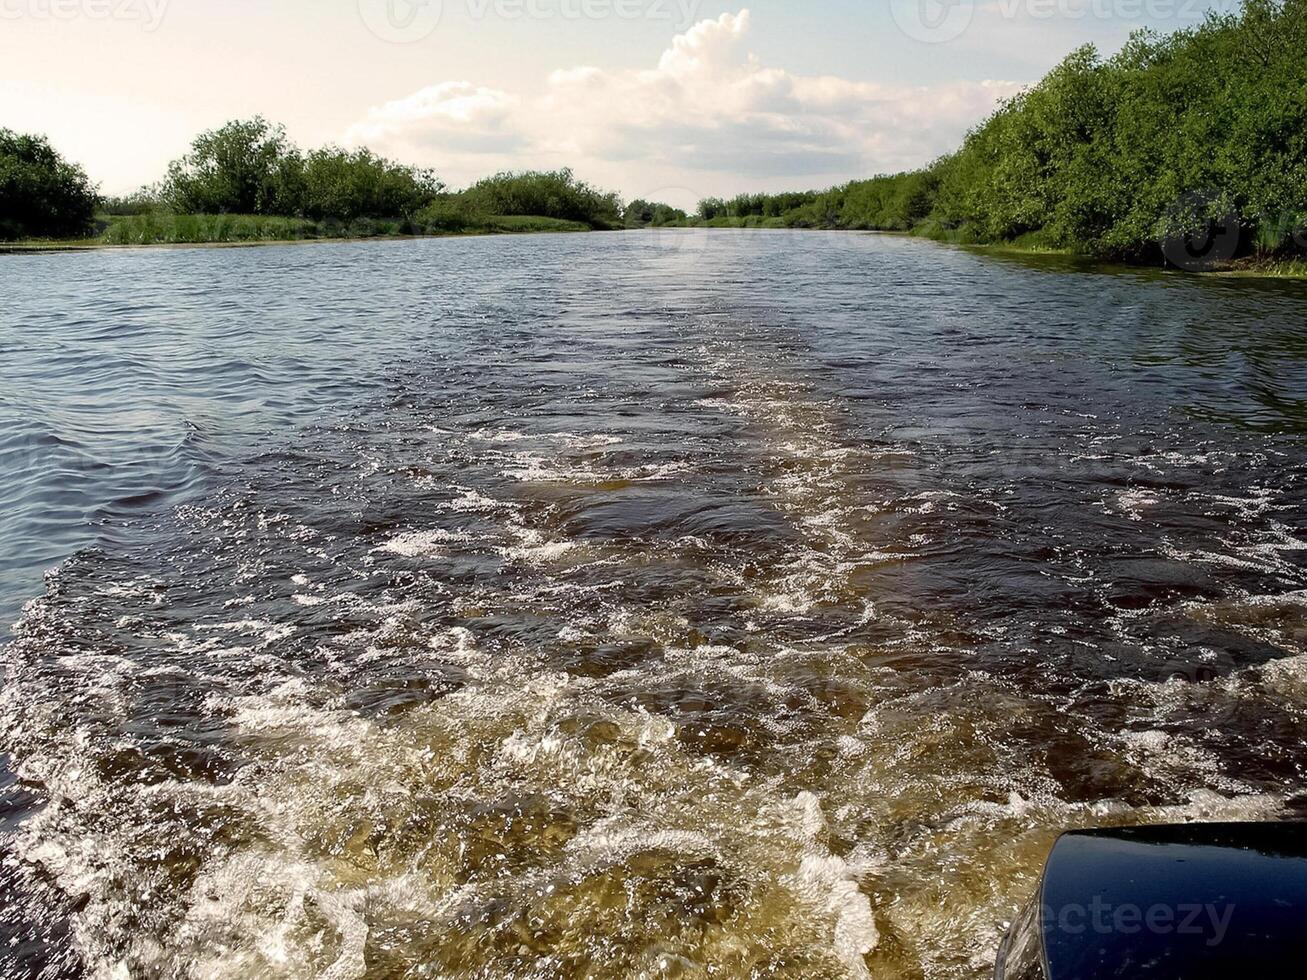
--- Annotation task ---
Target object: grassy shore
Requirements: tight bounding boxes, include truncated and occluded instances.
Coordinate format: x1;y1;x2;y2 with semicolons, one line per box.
677;221;1307;280
936;235;1307;280
1;212;595;251
661;217;1307;281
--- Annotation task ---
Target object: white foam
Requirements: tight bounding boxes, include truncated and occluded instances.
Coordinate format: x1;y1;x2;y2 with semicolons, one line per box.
381;528;469;557
444;489;507;514
195;619;295;644
471;428;529;443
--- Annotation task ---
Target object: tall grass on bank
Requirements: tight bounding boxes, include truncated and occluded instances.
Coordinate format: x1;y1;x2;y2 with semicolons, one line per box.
97;212;593;245
101;213;327;245
479;215;591;233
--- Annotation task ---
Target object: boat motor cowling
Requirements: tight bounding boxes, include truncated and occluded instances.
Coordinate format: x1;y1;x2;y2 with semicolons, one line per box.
994;822;1307;980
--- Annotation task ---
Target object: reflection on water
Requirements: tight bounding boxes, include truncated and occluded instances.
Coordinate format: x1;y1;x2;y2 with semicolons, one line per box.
1;231;1306;978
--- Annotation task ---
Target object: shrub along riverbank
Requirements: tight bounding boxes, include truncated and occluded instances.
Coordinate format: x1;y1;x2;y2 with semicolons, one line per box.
2;116;628;247
687;0;1307;271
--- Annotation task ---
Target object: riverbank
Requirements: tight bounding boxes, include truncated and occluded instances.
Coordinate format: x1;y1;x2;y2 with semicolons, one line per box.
0;212;597;252
947;236;1307;280
650;223;1307;280
681;3;1306;279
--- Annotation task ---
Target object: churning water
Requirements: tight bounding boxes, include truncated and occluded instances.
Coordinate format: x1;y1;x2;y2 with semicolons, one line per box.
1;230;1306;979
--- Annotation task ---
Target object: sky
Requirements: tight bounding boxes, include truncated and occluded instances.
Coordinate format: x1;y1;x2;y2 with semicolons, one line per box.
0;0;1236;206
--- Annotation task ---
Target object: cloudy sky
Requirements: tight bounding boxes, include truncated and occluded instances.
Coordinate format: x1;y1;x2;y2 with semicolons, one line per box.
0;0;1231;205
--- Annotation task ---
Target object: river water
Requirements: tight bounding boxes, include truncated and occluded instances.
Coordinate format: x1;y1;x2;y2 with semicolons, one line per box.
2;230;1306;979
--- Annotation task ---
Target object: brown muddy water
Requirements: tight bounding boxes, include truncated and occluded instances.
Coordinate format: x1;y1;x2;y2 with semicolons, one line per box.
1;230;1306;979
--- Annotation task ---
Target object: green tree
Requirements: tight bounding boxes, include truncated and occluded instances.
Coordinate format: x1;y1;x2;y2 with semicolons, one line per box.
297;147;442;222
625;199;655;226
462;169;622;228
0;130;99;240
160;117;300;215
697;198;726;221
625;199;688;227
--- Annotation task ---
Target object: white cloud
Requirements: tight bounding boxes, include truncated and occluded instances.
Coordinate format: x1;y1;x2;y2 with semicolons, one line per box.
345;81;524;157
655;8;754;78
345;9;1026;206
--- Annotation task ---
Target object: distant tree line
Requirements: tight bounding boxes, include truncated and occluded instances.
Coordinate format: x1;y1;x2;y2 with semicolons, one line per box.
623;198;689;227
1;116;640;240
697;192;821;222
148;118;628;231
699;0;1306;265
